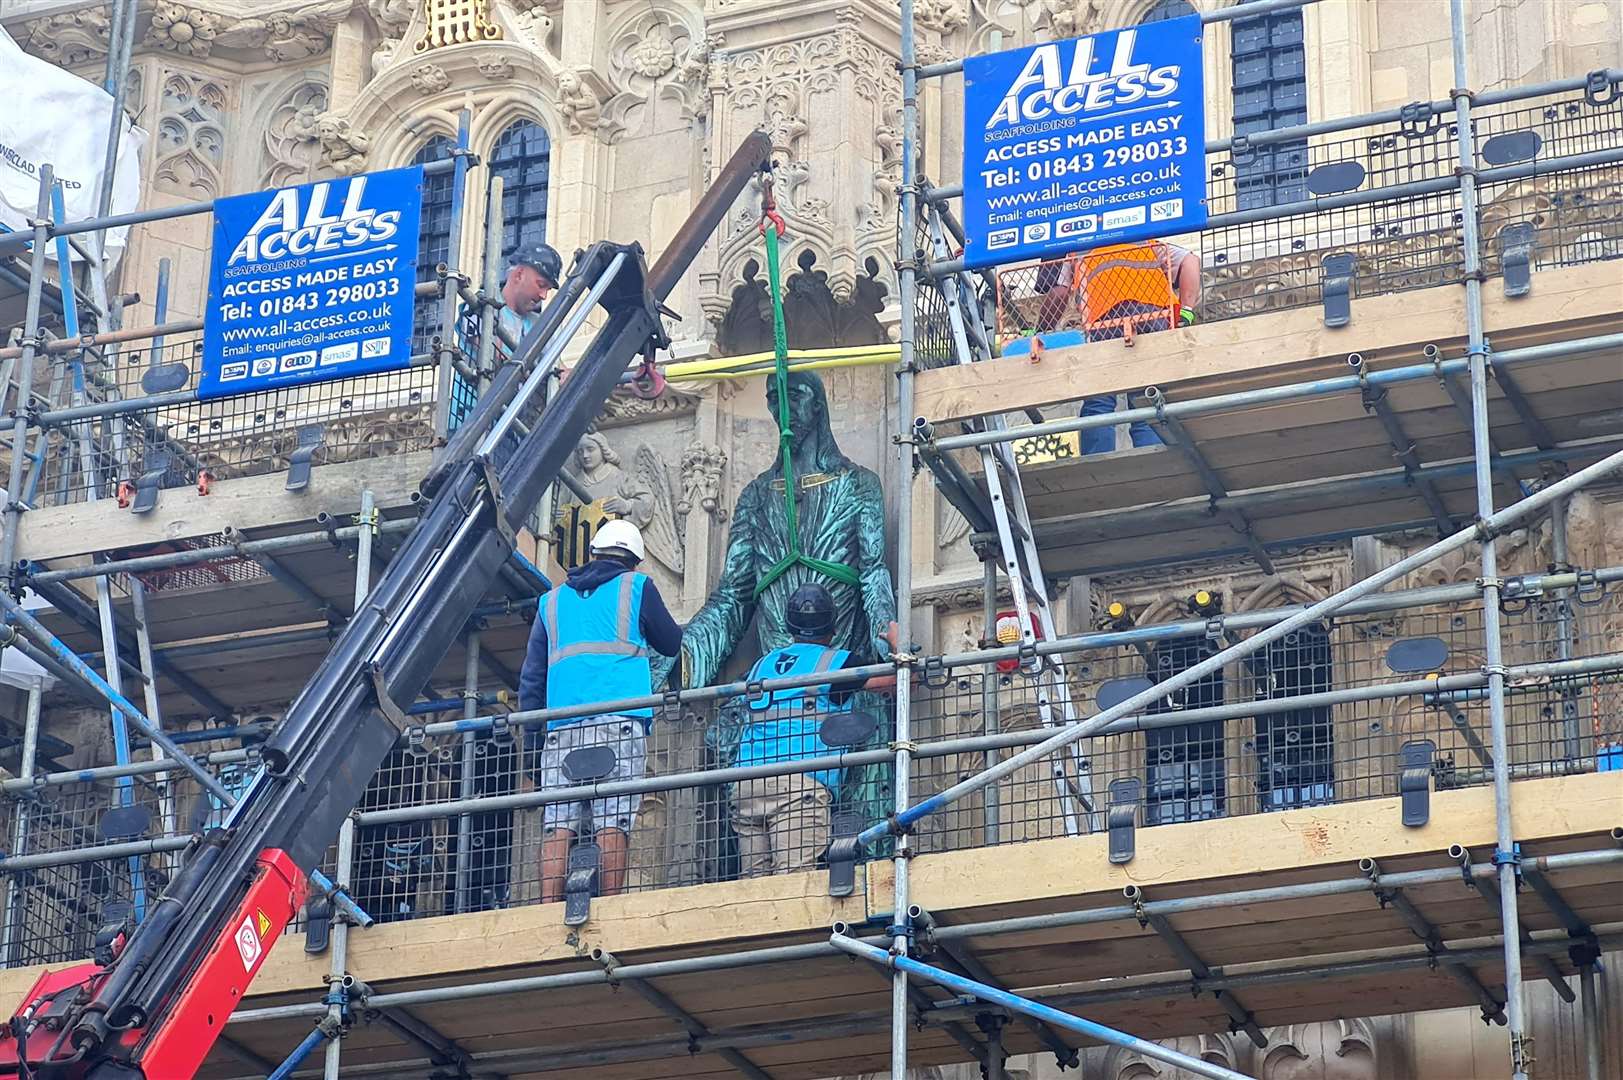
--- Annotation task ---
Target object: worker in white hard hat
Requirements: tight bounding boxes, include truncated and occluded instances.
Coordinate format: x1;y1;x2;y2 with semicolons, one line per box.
519;518;682;902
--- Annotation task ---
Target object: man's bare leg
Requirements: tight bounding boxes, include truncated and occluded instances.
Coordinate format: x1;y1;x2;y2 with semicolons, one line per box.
540;828;574;903
597;827;629;896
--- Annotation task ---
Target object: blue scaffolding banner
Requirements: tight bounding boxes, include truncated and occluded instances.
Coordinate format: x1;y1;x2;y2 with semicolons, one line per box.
200;166;422;400
960;14;1206;270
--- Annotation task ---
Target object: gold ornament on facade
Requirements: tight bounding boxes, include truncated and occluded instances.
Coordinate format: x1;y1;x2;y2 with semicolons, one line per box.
414;0;502;54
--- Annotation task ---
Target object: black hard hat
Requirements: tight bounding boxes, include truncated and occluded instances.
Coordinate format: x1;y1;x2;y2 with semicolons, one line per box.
509;241;562;287
786;583;835;641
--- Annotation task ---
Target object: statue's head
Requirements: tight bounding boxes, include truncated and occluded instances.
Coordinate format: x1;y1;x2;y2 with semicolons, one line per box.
765;369;828;438
576;431;618;472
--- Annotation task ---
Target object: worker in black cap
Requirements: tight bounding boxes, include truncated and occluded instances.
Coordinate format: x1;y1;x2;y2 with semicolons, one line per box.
453;240;564;428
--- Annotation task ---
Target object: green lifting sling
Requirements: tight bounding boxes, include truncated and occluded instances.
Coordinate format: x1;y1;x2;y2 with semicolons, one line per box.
752;209;862;600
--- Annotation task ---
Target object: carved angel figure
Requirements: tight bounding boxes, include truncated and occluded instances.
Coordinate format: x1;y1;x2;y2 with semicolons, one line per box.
564;432;684;575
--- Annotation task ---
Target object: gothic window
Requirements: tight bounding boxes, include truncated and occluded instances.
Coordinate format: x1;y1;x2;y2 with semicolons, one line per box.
411;135;458;354
1144;636;1227;825
489;120;553;259
1230;7;1309;209
1252;624;1335;810
1139;0;1195;23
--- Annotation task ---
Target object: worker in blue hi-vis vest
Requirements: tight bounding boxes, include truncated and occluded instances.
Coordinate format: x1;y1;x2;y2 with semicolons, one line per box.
519;519;682;902
731;583;894;877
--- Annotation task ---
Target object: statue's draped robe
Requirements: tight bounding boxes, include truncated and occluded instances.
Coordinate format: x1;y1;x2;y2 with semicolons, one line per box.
678;446;897;859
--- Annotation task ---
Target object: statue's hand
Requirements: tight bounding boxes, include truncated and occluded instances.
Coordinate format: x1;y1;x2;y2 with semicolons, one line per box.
603;496;632;515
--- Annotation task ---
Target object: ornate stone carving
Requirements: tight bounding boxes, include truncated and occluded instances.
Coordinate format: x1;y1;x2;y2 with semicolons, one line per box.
215;5;343;63
415;0;503;53
145;4;222;58
1101;1034;1241;1078
154;72;227;198
316;115;370;176
510;7;558;58
557;68;610;136
260;81;329;189
1043;0;1102;40
410;64;451;95
603;9;705;132
368;0;414;75
17;8;112;67
597;385;701;428
915;0;970;33
678;444;728;522
477;55;515;80
560;433;686;578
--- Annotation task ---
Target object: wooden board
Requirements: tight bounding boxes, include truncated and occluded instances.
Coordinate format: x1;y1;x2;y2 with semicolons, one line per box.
913;260;1623;424
13;450;434;564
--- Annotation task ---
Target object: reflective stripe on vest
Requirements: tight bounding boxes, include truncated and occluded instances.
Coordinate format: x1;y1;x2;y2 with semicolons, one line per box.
541;572;653;720
1081;243;1172;324
543;574;649;664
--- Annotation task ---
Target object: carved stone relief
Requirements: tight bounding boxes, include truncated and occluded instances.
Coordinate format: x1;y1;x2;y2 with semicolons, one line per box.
678;444;728;522
410;63;451;95
214;4;343;63
556;68;610;137
154;71;228;198
316;114;370;176
16;7;112;67
604;8;707;133
259;81;329;189
706;12;901;320
368;0;415;76
145;3;223;58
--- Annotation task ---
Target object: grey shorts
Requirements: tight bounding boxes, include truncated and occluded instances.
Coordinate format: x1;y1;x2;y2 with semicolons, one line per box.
535;715;647;834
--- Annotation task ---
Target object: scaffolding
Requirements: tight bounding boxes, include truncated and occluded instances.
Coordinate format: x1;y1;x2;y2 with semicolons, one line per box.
0;0;1618;1077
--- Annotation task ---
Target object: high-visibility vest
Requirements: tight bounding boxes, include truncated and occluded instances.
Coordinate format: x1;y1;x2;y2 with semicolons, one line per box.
1080;243;1174;324
540;572;653;721
735;643;853;791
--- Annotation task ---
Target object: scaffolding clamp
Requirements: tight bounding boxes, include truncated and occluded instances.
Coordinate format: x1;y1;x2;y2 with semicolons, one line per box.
1398;740;1434;827
1228;133;1256;165
1573;569;1606;606
1398;101;1443;139
1106;778;1139;865
489;711;514;749
1585;68;1622;106
285;425;325;493
920;654;950;689
826;836;863;898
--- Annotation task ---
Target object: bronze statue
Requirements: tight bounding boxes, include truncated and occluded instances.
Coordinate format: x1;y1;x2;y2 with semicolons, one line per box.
675;370;897;850
679;370;896;685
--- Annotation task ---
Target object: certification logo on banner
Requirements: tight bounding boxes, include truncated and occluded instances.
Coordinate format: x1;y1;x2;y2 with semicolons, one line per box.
961;13;1206;269
201;165;422;400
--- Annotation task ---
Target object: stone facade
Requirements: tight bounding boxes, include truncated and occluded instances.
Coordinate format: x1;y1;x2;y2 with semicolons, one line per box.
5;1;1622;1077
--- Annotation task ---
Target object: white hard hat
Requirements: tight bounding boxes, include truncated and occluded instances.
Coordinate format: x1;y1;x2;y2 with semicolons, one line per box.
591;519;646;561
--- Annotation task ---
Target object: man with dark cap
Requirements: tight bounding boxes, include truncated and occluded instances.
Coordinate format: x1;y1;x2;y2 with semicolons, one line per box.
460;240;564;360
453;241;564;427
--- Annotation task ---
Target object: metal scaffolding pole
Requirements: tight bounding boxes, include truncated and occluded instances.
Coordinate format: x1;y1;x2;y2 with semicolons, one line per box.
0;682;42;966
0;168;53;576
1448;4;1530;1075
1578;960;1606;1080
432;110;472;440
980;556;1000;846
833;933;1252;1080
890;2;922;1073
453;630;480;914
